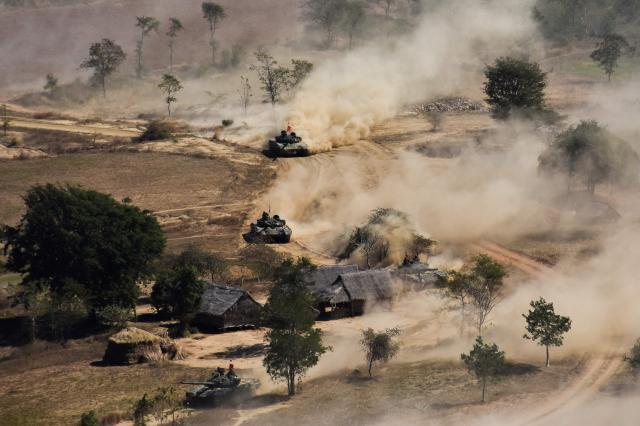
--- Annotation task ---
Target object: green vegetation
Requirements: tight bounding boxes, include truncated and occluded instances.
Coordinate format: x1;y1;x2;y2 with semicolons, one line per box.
250;48;291;105
138;120;174;142
523;298;572;367
80;39;126;98
590;33;635;81
135;16;160;78
2;184;165;315
538;120;639;194
483;57;551;120
468;255;507;336
625;338;640;369
79;411;100;426
158;74;183;116
360;327;400;377
263;257;329;396
151;249;207;336
461;336;506;403
201;2;226;65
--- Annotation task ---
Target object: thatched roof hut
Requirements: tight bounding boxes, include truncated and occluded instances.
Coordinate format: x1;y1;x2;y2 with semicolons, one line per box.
103;327;183;365
192;283;262;332
315;269;395;317
307;264;359;299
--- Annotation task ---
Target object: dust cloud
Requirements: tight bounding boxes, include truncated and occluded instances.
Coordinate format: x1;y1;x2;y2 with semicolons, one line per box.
284;0;538;152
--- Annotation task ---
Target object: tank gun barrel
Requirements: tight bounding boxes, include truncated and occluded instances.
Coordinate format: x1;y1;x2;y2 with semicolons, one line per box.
181;381;217;386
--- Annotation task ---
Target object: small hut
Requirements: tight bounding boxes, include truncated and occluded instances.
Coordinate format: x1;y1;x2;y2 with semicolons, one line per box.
103;327;183;365
192;283;262;332
315;269;394;317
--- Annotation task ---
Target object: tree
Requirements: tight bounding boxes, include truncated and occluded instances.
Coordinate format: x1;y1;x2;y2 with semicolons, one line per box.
250;48;290;105
590;33;635;81
467;255;506;336
523;297;571;367
483;57;548;119
80;39;126;98
238;244;286;282
343;1;366;49
201;2;226;65
44;73;59;98
444;270;473;336
239;75;252;115
2;184;165;312
2;104;10;136
380;0;395;19
166;18;184;73
538;120;639;195
360;327;400;376
79;411;100;426
151;265;205;336
95;304;134;330
461;336;505;403
159;244;229;282
158;74;183;116
288;59;314;92
303;0;347;47
135;16;160;78
625;338;640;370
133;393;152;426
262;257;329;396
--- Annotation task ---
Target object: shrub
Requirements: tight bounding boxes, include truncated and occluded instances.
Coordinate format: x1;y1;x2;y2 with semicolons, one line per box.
137;120;173;142
95;305;134;330
79;410;100;426
221;119;234;127
626;338;640;369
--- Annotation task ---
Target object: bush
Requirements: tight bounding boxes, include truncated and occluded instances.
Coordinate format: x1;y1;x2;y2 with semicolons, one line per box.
95;305;134;330
137;120;174;142
221;119;234;127
626;338;640;369
79;410;100;426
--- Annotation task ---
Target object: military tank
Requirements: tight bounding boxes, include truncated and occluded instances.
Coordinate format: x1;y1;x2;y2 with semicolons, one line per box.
267;130;310;157
182;369;260;406
243;211;292;243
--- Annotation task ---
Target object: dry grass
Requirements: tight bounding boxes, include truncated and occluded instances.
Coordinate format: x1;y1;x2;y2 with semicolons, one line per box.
0;151;275;254
0;336;208;425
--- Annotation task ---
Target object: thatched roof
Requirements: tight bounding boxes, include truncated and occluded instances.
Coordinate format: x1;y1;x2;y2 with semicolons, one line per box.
307;264;359;296
336;270;394;302
199;283;261;316
108;327;162;345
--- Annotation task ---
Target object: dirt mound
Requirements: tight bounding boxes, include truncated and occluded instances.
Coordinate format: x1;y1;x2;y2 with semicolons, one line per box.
103;327;185;365
415;97;488;113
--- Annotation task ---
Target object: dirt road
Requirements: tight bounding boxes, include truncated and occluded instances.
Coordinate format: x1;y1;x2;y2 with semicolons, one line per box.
9;116;140;138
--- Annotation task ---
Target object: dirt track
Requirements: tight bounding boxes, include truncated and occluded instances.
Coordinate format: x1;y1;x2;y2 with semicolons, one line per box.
9;116;140;137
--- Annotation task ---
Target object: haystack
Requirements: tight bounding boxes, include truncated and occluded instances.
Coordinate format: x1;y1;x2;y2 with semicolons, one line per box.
103;327;184;365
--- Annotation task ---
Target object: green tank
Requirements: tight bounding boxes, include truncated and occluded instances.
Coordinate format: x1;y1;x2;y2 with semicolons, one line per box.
268;130;310;157
243;211;292;244
182;369;260;406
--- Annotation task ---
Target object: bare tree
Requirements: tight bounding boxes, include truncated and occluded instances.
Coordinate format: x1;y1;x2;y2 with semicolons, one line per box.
343;0;366;50
467;255;506;336
238;75;252;115
166;18;184;73
201;2;226;65
444;270;472;336
2;104;10;136
303;0;347;47
360;229;384;269
135;16;160;78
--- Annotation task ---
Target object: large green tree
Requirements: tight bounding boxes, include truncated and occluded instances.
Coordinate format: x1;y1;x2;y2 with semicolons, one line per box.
538;120;639;194
461;336;506;403
262;257;329;396
80;39;126;98
201;2;226;65
523;297;571;367
590;33;635;81
483;57;549;119
2;184;165;312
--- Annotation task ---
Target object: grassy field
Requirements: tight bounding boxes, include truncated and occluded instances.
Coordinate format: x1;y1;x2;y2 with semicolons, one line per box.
0;337;209;425
0;151;275;253
188;358;577;426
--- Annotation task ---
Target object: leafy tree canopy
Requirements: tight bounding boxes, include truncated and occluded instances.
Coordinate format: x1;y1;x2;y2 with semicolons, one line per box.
3;184;165;311
523;297;571;367
461;336;505;402
360;327;400;376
